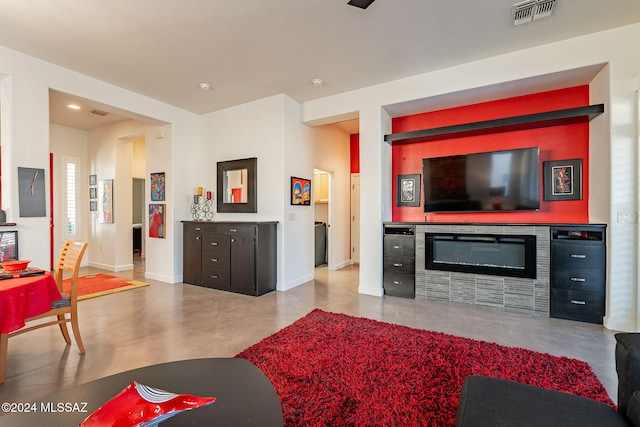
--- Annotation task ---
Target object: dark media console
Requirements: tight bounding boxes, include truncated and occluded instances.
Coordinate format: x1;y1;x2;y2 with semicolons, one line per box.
383;222;606;325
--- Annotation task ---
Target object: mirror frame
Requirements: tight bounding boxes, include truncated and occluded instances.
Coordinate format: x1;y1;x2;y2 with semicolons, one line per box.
216;157;257;213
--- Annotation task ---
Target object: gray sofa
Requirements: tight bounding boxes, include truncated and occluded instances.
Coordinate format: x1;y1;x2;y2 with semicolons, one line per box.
455;333;640;427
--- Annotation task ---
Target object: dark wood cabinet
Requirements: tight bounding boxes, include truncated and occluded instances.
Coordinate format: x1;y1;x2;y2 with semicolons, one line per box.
383;224;415;298
182;221;278;296
550;225;606;324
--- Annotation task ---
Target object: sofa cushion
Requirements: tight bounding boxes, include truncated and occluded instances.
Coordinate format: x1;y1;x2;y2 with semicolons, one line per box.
455;375;629;427
626;391;640;427
616;333;640;414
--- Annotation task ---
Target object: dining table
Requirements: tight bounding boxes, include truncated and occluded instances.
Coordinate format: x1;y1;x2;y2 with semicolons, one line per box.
0;270;61;384
0;270;60;334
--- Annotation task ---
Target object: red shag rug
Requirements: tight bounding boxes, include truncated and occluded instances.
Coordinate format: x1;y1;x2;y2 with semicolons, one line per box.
236;309;613;426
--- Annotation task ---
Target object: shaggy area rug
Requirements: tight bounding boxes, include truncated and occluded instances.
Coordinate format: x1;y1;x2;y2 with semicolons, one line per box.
236;309;613;426
62;273;149;300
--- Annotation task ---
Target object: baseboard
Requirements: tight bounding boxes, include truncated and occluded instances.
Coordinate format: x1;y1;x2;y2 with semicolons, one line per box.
87;261;115;271
144;271;174;283
281;273;314;291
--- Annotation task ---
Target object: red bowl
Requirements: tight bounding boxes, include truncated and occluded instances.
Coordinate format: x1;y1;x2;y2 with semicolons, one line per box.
1;260;31;272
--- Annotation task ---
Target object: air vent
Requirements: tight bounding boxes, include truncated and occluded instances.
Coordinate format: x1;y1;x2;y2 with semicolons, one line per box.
512;0;555;26
90;109;108;116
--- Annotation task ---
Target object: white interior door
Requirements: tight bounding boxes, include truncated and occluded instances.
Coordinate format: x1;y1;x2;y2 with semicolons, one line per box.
350;173;360;263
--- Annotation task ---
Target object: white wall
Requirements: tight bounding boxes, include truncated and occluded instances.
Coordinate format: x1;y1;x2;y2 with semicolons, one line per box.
0;44;200;283
300;23;640;331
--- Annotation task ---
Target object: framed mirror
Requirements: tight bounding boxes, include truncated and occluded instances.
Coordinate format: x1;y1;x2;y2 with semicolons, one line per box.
217;157;257;213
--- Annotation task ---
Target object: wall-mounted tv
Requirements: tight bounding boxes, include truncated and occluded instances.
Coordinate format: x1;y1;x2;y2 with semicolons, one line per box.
422;147;540;212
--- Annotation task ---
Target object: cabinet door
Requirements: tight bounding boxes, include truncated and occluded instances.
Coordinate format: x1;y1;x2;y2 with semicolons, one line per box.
183;225;203;284
230;236;256;295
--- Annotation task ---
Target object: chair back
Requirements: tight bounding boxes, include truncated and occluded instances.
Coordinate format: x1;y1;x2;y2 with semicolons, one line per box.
54;240;88;302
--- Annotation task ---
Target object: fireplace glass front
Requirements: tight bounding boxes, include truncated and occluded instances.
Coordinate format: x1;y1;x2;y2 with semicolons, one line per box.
425;233;536;279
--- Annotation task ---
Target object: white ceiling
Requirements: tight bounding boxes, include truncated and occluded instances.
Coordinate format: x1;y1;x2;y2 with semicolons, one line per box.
2;0;639;130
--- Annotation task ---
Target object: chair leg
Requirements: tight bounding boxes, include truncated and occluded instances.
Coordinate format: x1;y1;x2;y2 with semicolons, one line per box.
0;333;8;384
58;314;71;344
70;316;85;354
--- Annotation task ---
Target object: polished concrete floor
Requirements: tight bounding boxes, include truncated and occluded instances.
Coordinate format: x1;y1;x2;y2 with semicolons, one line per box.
0;256;621;409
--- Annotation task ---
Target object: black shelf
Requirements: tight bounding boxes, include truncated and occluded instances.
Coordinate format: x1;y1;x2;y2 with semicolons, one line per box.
384;104;604;145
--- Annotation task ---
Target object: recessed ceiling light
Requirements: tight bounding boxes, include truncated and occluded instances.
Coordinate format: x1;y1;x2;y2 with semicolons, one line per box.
199;82;212;91
312;78;324;87
67;104;81;110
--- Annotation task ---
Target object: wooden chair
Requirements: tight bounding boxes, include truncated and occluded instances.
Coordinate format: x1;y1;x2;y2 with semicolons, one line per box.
0;240;88;383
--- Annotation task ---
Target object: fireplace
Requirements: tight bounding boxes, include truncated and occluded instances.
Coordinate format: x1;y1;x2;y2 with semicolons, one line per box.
425;232;537;279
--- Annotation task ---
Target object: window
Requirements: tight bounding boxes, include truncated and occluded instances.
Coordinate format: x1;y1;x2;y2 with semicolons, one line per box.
63;156;79;238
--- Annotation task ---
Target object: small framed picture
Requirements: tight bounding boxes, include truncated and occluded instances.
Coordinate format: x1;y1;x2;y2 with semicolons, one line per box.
544;159;582;201
89;200;97;212
291;177;311;206
150;172;165;201
396;174;421;207
89;187;97;200
89;174;97;186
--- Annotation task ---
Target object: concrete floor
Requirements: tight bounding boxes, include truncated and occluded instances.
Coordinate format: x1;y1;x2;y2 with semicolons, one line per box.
0;258;620;409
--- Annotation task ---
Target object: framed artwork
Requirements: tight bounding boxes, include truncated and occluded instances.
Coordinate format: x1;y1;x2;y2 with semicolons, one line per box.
149;204;165;239
291;176;311;206
89;174;97;186
98;179;114;223
150;172;165;201
0;230;18;262
544;159;582;201
90;200;97;212
89;187;97;199
396;174;421;207
18;167;46;217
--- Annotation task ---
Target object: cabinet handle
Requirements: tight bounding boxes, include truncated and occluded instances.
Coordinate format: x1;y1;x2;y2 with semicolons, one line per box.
393;245;403;249
231;238;235;243
195;236;201;240
570;254;587;259
570;277;586;282
211;242;218;246
393;280;402;285
230;228;237;232
195;227;201;231
211;275;218;279
570;300;586;305
393;263;403;267
211;258;218;262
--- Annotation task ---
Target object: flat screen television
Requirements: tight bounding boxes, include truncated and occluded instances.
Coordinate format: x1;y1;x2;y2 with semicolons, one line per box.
422;147;540;212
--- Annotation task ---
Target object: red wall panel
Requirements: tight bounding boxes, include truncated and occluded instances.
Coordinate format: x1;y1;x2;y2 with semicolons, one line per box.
391;86;590;223
350;134;360;174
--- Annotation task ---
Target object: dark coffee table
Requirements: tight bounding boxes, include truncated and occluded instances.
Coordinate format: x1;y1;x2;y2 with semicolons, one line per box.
0;358;283;426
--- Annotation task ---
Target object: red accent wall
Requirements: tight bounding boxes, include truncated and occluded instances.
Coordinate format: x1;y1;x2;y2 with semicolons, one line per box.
391;86;590;223
350;133;360;174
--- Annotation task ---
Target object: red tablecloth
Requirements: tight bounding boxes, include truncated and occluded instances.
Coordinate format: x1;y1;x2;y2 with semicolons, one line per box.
0;272;61;334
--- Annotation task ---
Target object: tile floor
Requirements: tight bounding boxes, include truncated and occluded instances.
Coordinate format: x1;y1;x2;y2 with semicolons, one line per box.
0;259;621;409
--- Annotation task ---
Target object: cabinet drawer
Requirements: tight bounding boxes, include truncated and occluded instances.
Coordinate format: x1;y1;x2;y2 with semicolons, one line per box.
384;236;415;258
383;272;415;298
202;234;230;252
551;289;604;324
552;244;605;269
215;224;256;237
202;252;230;269
185;223;215;233
201;268;230;290
552;267;605;292
383;257;415;274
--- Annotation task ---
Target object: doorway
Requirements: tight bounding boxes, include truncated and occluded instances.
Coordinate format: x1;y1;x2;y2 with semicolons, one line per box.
314;168;331;268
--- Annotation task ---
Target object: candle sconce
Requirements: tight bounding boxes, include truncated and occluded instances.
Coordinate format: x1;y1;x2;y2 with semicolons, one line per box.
191;194;215;221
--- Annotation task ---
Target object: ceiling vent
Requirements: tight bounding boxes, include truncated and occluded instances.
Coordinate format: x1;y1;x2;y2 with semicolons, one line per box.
512;0;555;26
90;109;108;116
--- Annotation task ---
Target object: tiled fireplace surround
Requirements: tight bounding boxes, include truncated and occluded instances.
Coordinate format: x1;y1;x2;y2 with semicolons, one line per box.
415;224;550;317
